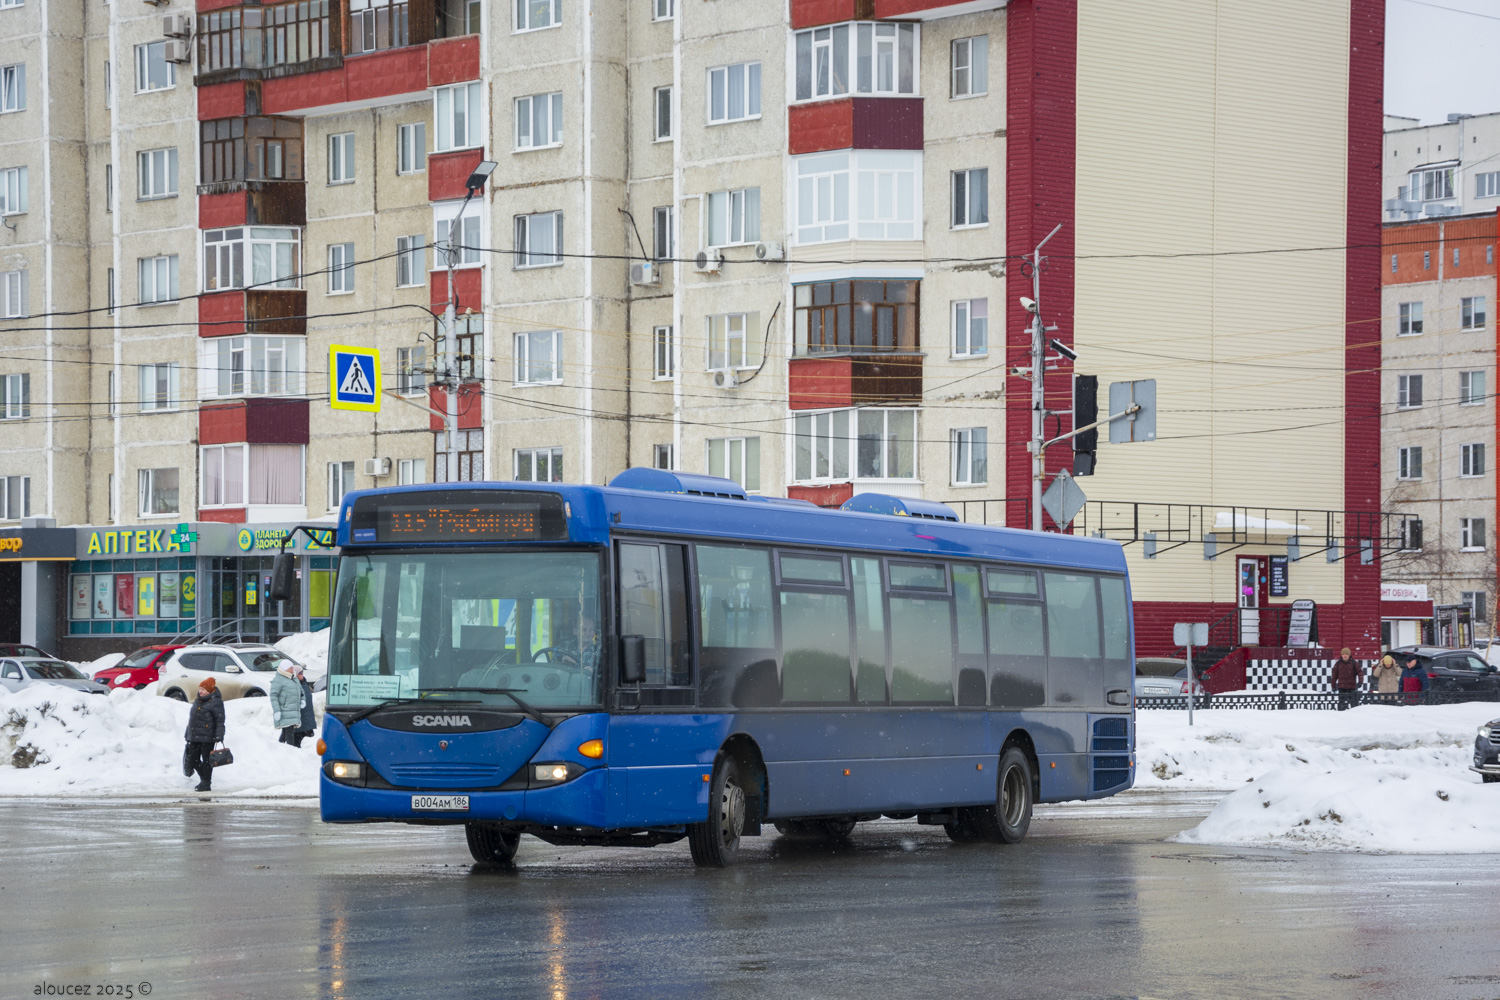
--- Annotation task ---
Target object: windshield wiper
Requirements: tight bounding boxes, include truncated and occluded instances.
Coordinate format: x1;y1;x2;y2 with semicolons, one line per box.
344;694;481;726
418;687;555;728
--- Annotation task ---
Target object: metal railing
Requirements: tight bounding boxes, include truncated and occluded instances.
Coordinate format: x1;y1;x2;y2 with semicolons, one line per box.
947;498;1031;528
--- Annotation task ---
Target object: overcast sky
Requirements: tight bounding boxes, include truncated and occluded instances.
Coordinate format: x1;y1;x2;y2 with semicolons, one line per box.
1385;0;1500;124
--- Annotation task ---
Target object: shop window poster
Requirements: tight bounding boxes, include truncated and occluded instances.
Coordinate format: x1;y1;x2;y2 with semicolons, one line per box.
71;576;91;619
136;574;156;617
115;574;134;618
93;576;113;619
180;574;196;618
158;572;180;619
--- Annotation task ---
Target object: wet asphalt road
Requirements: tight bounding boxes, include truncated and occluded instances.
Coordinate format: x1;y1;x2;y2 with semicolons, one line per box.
2;793;1498;1000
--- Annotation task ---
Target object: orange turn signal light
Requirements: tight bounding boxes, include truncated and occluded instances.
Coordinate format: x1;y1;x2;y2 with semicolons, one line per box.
578;739;604;759
316;739;327;756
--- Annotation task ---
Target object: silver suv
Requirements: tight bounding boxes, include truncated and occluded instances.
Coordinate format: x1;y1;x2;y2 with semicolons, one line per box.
156;644;300;702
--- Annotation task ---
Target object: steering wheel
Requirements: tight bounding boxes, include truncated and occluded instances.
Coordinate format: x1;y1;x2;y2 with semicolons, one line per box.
529;646;581;667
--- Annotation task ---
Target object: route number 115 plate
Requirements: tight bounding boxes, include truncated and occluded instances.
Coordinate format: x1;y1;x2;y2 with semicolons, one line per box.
412;795;469;812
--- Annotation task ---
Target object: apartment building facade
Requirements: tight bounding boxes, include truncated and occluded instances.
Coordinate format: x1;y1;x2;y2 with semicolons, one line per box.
1;0;1388;661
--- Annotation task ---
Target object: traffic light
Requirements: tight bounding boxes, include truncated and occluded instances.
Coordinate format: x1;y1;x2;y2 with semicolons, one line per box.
1073;374;1098;476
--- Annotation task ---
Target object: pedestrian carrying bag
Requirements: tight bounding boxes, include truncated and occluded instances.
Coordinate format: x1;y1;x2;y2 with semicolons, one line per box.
209;744;234;768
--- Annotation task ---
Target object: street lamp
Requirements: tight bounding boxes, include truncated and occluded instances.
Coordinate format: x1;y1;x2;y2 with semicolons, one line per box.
442;159;499;484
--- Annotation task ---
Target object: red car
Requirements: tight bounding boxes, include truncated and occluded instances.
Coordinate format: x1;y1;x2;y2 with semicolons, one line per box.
93;644;186;690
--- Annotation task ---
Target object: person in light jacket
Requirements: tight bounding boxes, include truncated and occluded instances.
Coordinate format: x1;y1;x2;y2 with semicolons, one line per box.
1372;653;1401;698
271;662;302;745
183;678;225;792
294;664;316;747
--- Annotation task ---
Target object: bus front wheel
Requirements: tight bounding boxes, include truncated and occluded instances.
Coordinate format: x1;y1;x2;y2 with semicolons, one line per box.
689;757;745;868
465;822;521;864
991;746;1034;843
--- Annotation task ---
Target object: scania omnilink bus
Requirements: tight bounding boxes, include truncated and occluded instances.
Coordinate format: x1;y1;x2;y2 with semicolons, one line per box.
302;469;1135;867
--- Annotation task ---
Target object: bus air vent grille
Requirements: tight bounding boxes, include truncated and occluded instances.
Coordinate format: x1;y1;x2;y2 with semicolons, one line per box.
385;763;506;784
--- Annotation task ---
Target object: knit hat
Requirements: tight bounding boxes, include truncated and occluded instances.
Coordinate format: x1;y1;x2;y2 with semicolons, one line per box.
1340;647;1352;658
199;677;216;693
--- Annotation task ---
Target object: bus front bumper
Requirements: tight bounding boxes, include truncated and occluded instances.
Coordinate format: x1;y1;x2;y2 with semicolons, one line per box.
320;766;613;827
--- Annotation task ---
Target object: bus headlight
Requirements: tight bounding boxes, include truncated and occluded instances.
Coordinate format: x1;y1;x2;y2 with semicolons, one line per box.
324;761;365;785
531;761;584;786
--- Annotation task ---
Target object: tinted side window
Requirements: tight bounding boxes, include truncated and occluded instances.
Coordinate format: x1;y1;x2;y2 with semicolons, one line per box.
852;557;887;703
780;590;852;703
178;653;214;671
697;545;778;708
1;662;20;680
619;542;691;686
988;599;1045;707
953;564;985;706
890;560;954;704
1044;572;1102;706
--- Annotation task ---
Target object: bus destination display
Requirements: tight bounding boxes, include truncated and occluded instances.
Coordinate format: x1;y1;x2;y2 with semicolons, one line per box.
376;503;543;542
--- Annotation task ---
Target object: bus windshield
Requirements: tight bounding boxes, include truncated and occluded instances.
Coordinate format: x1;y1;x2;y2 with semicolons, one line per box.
327;550;604;711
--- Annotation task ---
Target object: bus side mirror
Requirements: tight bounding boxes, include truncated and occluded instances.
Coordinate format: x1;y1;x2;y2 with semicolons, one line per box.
269;551;296;603
620;635;646;684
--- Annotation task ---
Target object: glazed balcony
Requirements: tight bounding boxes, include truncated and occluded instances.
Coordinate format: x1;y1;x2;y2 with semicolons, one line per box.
790;0;1001;28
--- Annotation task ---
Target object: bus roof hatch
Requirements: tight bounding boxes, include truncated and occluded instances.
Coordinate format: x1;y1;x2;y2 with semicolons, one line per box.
840;493;960;522
609;467;749;501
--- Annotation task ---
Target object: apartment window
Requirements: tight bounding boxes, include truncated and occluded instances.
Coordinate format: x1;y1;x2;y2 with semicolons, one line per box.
952;168;989;228
707;62;761;123
653;205;675;261
515;0;558;31
328;242;355;294
327;132;355;184
138;255;179;304
951;427;988;485
197;4;332;72
200;117;305;184
203;336;307;397
1490;246;1495;265
105;163;112;212
0;270;25;318
793;410;850;482
350;0;409;54
1;373;30;420
514;211;563;268
1411;167;1454;201
515;330;562;384
0;476;29;520
795;152;850;243
448;316;482;380
104;62;110;108
1479;172;1500;198
200;444;245;506
653;325;673;379
793;22;917;102
707;312;759;371
327;460;356;509
706;437;759;491
793;150;920;244
515;447;563;482
1462;295;1486;329
0;64;24;113
202;227;301;291
138;468;180;516
107;268;114;314
397;457;426;485
705;188;760;247
793;280;919;355
515;92;563;150
0;165;27;214
653;0;674;19
1391;254;1397;274
434;206;480;267
1462;517;1487;551
1455;247;1461;267
952;298;987;357
1461;370;1487;405
654;86;672;141
136;148;177;200
395;235;425;286
435;429;484;482
1462;443;1486;478
434;82;482;152
653;444;674;470
855;409;915;479
0;0;22;8
1462;591;1488;623
396;345;426;396
1423;251;1430;270
137;362;179;411
397;122;425;174
951;35;987;97
1398;301;1423;336
437;0;480;37
1401;517;1423;552
134;42;175;92
791;408;915;482
1396;373;1423;409
1398;445;1423;480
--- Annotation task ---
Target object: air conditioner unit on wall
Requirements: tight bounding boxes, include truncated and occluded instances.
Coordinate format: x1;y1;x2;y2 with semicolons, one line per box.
693;248;723;274
629;261;659;286
162;38;191;63
163;14;192;37
754;241;784;261
712;370;738;389
364;458;391;477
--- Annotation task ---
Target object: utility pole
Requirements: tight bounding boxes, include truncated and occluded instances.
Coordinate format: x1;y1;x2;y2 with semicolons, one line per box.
441;161;497;484
1027;223;1062;532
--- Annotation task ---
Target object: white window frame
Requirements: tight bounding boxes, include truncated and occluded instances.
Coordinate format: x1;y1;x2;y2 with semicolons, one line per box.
397;122;426;175
1462;295;1487;330
514;329;563;385
1460;370;1486;405
1479;172;1500;198
1462;516;1487;551
706;436;760;492
398;457;426;485
514;210;563;269
951;427;988;486
653;205;675;261
328;132;355;184
653;325;673;380
952;299;988;358
1398;301;1422;336
137;362;180;412
1396;373;1422;409
794;150;922;245
0;64;24;113
1411;166;1454;202
137;255;179;304
705;188;761;248
792;410;852;483
706;312;758;372
434;82;483;152
328;242;355;294
1397;445;1423;481
950;35;988;98
0;269;26;319
515;447;563;482
0;475;30;520
1462;443;1486;479
514;0;560;32
795;152;851;244
1;372;30;420
653;443;674;470
0;165;27;214
136;148;177;200
652;0;674;20
199;335;308;399
396;345;427;396
0;0;23;9
199;443;246;507
434;200;482;268
515;92;563;151
201;227;302;291
952;167;989;228
1401;517;1423;552
327;460;356;510
138;467;180;517
396;234;425;287
706;61;761;124
792;22;918;103
654;85;673;142
133;41;175;93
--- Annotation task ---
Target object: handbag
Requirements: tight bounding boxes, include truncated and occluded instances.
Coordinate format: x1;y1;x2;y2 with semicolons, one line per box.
209;743;234;768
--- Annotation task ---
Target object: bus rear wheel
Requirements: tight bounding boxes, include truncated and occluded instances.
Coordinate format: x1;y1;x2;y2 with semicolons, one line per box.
990;746;1034;843
465;822;521;864
689;757;745;868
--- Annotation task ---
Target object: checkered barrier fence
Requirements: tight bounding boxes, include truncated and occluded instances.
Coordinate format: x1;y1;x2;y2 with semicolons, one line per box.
1136;690;1488;711
1244;657;1375;693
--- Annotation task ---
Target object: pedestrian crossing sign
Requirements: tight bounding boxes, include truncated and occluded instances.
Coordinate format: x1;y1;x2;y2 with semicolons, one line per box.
329;344;381;412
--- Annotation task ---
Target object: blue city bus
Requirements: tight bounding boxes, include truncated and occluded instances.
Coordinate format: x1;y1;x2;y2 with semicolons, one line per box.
306;469;1135;867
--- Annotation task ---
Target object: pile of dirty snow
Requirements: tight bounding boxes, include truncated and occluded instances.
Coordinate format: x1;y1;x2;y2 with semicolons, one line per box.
76;651;127;677
0;684;320;798
1135;703;1496;791
276;629;330;681
1175;765;1500;853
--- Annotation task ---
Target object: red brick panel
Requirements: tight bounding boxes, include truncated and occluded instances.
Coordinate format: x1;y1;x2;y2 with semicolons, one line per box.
429;266;483;310
197;82;248;121
788;357;854;410
198;191;248;229
428;149;486;203
1381;599;1433;618
789;100;856;155
198;508;248;524
199;402;248;445
244;398;310;444
198;291;246;338
427;35;480;87
852;97;924;149
872;0;975;16
788;483;855;507
1441;214;1497;281
1382;221;1440;285
428;384;483;431
347;47;428;104
195;0;243;12
790;0;864;29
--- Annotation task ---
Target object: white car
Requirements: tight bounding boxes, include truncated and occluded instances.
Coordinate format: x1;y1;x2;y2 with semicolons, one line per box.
0;658;111;695
156;644;302;702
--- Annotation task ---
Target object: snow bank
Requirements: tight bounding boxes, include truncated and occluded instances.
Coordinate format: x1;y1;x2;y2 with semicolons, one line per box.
0;684;320;798
77;652;126;677
276;630;330;681
1135;703;1496;791
1176;765;1500;853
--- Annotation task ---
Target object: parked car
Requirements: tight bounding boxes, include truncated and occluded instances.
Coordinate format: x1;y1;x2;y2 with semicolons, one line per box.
0;658;110;695
1390;645;1500;700
92;644;185;690
1472;717;1500;784
156;644;302;702
0;643;57;659
1134;665;1206;701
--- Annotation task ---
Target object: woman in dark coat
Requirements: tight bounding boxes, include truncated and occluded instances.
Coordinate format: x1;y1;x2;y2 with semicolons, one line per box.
183;677;226;791
294;665;316;746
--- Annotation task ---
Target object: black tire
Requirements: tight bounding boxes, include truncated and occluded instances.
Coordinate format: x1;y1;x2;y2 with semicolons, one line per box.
773;820;810;837
993;746;1034;843
819;818;857;840
688;756;745;867
1484;774;1499;784
242;689;266;698
465;822;521;863
165;688;188;702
